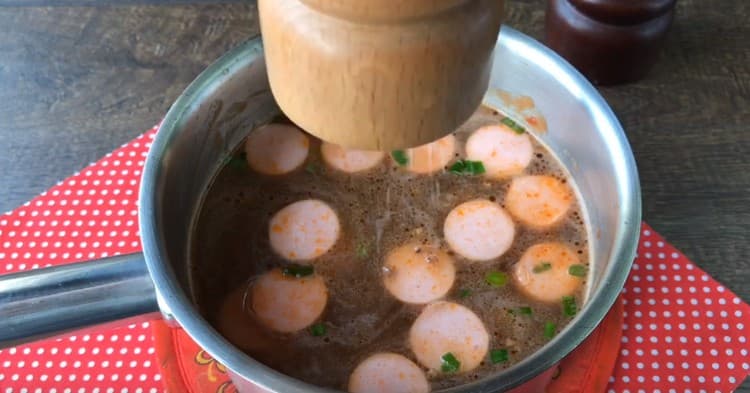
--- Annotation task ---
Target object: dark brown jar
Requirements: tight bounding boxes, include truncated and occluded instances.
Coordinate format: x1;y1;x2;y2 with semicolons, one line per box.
545;0;677;85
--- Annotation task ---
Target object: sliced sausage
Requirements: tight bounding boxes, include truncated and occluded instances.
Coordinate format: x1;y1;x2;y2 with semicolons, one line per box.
402;134;456;174
465;124;533;178
348;352;430;393
321;142;385;173
409;301;489;373
383;243;456;304
245;123;310;175
512;242;584;303
505;175;573;229
269;199;340;261
444;199;515;261
251;268;328;333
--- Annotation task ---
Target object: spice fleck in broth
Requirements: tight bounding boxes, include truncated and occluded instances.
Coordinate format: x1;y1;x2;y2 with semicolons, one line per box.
189;106;590;392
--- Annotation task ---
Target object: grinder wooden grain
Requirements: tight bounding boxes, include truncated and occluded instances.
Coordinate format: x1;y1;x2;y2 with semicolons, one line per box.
258;0;504;150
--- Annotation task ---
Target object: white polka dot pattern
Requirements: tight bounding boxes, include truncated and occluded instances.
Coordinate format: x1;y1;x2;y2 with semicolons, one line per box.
0;127;163;392
607;223;750;392
1;127;750;392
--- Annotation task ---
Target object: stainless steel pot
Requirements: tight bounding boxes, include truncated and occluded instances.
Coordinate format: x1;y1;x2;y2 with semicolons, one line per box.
0;27;641;392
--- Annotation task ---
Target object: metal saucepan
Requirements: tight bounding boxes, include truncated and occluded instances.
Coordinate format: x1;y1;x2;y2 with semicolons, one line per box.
0;27;641;392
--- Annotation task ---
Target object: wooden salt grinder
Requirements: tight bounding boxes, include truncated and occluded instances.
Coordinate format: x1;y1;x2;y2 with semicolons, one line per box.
258;0;505;150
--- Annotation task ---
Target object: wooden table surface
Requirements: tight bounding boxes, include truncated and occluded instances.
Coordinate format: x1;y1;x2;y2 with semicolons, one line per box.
1;0;748;389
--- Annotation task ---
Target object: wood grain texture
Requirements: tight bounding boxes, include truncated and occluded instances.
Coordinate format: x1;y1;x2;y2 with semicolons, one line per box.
259;0;503;150
0;4;258;213
0;0;748;388
598;0;750;303
0;0;245;5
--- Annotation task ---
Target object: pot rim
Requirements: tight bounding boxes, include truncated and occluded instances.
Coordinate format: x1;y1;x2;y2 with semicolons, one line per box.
140;26;641;392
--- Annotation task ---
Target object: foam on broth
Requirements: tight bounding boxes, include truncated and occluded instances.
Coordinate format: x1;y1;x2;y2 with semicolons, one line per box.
189;106;590;391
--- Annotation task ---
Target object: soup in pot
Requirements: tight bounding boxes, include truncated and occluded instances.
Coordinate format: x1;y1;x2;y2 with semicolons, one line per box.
189;106;590;392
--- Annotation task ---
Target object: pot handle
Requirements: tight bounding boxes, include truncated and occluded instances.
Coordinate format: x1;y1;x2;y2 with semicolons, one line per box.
0;253;159;348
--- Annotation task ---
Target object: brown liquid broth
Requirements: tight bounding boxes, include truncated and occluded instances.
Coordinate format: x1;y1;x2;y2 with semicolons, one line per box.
189;107;589;391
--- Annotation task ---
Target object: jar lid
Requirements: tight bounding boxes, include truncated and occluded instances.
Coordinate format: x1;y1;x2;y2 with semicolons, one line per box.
569;0;676;25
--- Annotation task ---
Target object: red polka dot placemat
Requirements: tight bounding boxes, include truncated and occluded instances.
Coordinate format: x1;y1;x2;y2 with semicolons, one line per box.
1;126;749;392
0;128;160;393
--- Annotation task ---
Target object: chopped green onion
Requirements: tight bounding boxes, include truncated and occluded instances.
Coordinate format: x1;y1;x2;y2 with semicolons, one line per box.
459;289;472;298
568;264;588;277
518;306;533;315
227;152;247;170
282;264;314;278
449;160;486;176
562;296;577;316
440;352;461;373
391;150;409;166
532;262;552;273
485;271;508;287
310;323;327;336
355;242;369;259
490;349;509;364
544;322;557;339
305;163;318;174
500;117;526;134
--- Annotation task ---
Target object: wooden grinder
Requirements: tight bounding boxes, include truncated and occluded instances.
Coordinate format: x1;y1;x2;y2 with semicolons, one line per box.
258;0;505;150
